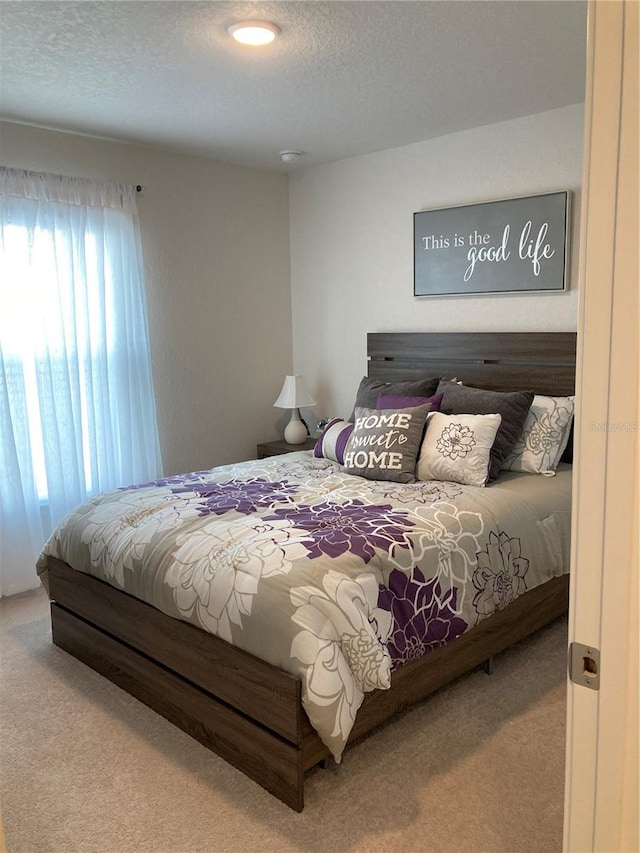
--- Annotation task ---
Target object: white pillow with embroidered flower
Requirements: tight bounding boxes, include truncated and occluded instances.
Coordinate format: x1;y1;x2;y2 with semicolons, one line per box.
416;412;502;487
502;394;575;476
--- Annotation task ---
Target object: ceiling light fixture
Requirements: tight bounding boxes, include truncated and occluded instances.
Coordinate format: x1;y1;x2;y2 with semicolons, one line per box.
227;21;280;46
280;150;302;163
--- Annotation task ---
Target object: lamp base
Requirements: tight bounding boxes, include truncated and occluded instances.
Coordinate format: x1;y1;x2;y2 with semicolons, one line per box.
284;410;307;444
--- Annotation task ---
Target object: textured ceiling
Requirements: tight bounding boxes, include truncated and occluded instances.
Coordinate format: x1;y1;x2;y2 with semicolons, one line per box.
0;1;587;172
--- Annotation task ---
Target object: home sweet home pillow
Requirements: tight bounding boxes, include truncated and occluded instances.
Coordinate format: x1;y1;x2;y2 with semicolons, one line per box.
342;404;431;483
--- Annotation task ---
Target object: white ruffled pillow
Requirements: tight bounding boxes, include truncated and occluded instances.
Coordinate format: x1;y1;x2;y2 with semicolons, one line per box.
417;412;502;487
502;394;575;476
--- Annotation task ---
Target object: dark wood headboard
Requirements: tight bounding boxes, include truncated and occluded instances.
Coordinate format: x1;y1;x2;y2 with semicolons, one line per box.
367;332;577;397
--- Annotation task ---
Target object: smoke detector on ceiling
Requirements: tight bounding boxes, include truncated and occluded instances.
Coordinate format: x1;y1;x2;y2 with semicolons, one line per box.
279;150;302;163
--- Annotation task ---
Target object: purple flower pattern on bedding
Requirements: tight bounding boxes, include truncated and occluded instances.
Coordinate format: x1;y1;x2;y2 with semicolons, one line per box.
377;567;468;669
263;500;414;563
472;530;530;617
169;479;298;517
38;449;570;764
123;474;299;517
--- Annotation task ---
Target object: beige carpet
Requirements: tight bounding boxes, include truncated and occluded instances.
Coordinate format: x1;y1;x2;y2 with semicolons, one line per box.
0;587;567;853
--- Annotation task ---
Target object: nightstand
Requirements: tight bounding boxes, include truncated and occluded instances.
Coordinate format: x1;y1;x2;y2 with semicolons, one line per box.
257;437;316;458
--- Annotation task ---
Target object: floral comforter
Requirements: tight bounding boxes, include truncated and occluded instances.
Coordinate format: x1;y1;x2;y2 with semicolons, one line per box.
37;452;571;760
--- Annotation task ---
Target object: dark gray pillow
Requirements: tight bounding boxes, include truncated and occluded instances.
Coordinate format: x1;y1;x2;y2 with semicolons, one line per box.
350;376;440;421
342;404;432;483
435;380;534;480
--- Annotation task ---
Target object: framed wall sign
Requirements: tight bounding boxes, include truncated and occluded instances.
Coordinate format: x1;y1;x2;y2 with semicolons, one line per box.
413;190;570;297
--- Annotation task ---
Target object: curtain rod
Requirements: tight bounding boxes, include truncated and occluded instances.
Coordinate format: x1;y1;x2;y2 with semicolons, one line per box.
2;166;146;196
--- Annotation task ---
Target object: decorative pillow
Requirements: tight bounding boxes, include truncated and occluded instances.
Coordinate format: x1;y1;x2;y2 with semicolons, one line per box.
416;412;502;487
342;404;432;483
313;418;354;464
560;420;574;464
376;392;443;411
436;380;534;481
350;376;440;421
502;395;575;475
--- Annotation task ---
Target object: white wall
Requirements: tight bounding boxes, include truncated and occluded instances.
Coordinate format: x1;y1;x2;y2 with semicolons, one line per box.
1;104;584;465
0;121;292;474
289;103;584;424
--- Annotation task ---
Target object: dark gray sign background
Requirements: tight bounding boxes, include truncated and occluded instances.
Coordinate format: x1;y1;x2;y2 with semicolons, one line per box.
414;191;569;296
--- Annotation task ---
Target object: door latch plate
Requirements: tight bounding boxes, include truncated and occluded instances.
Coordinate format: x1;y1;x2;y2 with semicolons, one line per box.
569;642;600;690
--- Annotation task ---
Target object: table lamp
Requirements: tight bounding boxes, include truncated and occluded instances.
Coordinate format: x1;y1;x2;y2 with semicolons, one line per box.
273;375;316;444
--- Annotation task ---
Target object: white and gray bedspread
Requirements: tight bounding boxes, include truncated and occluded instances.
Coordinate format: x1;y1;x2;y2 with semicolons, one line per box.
37;452;571;760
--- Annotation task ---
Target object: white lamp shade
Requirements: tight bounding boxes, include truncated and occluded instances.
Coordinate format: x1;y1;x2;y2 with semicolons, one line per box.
273;375;316;409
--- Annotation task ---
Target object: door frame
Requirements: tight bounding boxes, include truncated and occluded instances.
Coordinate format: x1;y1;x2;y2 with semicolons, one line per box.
563;2;639;850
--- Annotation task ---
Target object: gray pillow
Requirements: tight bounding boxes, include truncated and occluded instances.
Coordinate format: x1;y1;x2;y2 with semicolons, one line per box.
342;404;432;483
350;376;440;421
435;380;534;480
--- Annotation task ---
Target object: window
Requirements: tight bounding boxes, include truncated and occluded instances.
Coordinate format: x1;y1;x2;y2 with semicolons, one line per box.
0;167;163;595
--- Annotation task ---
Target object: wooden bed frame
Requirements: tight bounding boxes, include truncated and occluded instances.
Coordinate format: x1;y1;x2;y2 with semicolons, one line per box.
43;331;576;812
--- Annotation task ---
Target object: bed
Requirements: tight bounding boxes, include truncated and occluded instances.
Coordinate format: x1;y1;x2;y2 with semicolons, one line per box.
37;331;576;811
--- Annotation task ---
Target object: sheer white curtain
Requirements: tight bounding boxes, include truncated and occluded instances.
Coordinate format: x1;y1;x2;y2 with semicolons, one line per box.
0;167;163;595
